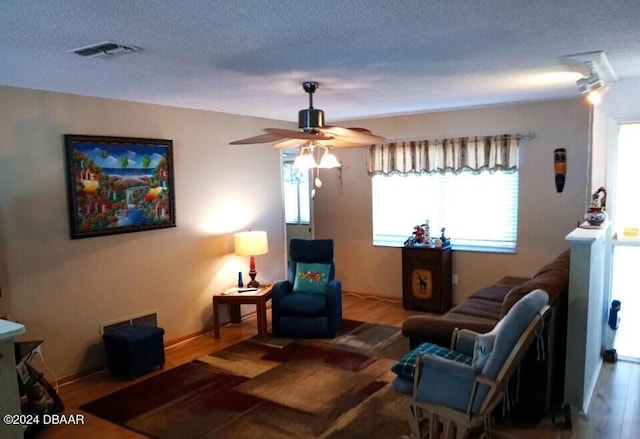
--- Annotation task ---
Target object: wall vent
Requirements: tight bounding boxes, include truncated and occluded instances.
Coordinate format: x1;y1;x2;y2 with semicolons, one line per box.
99;310;158;336
67;41;141;59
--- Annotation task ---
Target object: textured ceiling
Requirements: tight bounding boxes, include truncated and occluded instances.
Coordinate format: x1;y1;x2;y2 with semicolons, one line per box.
2;0;640;123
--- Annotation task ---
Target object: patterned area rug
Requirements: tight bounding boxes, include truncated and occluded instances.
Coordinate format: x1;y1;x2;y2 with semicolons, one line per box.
80;319;411;438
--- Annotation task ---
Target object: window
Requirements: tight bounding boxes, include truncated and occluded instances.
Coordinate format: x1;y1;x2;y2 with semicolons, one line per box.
371;170;519;252
283;161;310;224
612;123;640;235
368;134;521;252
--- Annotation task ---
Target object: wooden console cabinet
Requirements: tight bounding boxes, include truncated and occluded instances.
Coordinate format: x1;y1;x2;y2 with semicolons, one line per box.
402;245;452;313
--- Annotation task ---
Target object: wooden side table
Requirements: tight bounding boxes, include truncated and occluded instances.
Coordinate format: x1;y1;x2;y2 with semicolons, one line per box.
212;283;273;340
402;245;452;313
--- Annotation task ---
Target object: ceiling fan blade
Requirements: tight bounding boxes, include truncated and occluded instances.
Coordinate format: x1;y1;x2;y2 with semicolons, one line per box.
230;128;331;145
264;128;332;141
318;138;372;148
229;131;288;144
318;126;385;145
272;137;375;150
272;138;309;149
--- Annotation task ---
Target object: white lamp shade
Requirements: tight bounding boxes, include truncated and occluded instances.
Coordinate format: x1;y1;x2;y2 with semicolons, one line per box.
293;152;318;170
234;231;269;256
318;149;341;169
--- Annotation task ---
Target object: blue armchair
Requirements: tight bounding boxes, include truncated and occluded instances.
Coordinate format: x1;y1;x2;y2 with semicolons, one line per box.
271;239;342;338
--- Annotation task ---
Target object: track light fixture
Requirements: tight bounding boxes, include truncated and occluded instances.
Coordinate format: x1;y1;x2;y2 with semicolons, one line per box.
565;51;617;106
576;66;606;105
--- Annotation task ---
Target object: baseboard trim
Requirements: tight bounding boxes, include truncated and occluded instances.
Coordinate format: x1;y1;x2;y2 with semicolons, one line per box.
343;291;402;303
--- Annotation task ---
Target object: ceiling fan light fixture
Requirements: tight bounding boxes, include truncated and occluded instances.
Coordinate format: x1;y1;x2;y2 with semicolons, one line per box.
293;147;318;170
318;148;341;169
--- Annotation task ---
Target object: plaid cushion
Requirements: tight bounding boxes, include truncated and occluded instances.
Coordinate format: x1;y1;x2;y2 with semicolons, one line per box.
391;342;473;381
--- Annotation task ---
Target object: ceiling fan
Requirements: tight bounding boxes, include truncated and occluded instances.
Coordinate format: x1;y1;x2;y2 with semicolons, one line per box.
229;81;385;153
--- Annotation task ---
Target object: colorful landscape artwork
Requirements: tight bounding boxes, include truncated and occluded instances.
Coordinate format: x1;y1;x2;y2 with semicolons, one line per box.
64;135;176;239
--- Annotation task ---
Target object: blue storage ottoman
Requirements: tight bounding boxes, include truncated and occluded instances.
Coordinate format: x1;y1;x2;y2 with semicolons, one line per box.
102;325;165;379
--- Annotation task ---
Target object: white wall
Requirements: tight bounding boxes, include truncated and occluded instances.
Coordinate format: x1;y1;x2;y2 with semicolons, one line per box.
565;224;609;413
600;77;640;123
0;86;289;378
314;99;591;303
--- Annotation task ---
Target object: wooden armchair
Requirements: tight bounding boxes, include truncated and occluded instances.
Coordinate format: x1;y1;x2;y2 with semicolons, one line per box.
403;289;550;439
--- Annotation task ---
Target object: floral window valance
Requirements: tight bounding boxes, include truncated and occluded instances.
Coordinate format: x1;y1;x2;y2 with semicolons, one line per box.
367;134;520;176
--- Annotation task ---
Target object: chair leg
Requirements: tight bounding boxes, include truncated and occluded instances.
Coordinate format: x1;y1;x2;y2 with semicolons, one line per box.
406;403;423;438
405;403;486;439
440;418;472;439
428;412;439;438
483;416;492;439
478;417;516;439
442;419;455;439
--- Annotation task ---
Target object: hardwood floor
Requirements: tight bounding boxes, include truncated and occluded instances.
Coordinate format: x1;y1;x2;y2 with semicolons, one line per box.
34;294;639;438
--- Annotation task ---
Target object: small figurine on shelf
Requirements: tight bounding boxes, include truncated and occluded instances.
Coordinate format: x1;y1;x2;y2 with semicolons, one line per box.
424;220;431;244
585;186;608;226
437;227;450;248
404;221;431;246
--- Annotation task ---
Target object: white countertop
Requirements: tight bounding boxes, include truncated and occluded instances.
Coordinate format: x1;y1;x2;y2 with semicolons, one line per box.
566;221;610;243
0;319;25;341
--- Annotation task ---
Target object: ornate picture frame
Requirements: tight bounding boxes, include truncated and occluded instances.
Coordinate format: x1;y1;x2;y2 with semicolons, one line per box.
64;135;176;239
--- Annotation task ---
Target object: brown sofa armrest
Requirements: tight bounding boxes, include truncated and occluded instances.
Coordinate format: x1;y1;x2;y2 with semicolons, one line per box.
401;315;496;349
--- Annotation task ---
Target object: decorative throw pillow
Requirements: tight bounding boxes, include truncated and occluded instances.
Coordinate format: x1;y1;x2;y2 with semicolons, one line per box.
391;342;473;382
471;333;496;369
293;262;331;294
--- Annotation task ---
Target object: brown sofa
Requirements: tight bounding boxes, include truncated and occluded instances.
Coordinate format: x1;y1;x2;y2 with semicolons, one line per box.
401;250;570;422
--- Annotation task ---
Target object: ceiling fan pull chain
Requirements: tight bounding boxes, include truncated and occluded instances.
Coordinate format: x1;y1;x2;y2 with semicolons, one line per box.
314;166;322;188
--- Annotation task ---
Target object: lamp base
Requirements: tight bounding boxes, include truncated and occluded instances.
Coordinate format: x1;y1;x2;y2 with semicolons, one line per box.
247;266;260;288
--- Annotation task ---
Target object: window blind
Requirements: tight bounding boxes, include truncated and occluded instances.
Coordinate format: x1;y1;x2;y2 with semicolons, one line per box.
372;170;519;252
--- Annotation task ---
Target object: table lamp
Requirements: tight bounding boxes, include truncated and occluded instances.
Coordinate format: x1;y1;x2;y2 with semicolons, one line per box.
234;230;269;288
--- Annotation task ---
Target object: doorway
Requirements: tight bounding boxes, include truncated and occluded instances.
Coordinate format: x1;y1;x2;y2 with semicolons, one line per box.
609;123;640;360
282;152;313;256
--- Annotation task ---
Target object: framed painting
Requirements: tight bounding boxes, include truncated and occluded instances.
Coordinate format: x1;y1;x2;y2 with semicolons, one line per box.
64;135;176;239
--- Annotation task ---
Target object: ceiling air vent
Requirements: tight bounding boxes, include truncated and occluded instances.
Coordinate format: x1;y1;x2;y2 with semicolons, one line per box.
67;41;141;59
